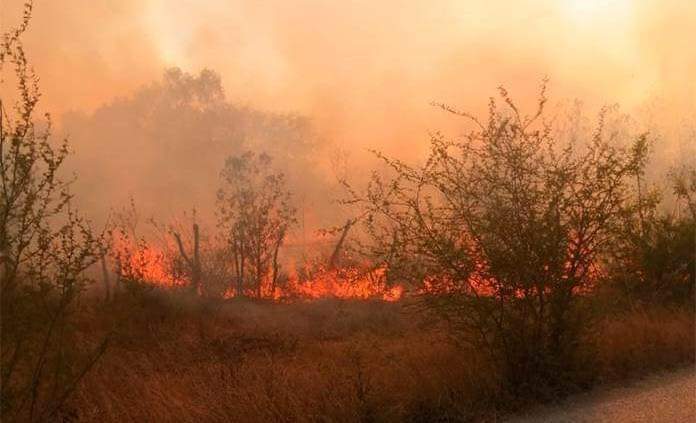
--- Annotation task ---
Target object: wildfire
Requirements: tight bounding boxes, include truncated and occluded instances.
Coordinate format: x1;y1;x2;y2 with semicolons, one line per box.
112;237;404;301
110;234;601;302
281;265;403;302
111;236;186;287
221;265;404;302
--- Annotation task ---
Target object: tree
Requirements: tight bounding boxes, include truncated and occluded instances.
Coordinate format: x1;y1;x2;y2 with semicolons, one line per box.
63;67;320;224
217;152;296;298
1;3;106;420
671;164;696;221
607;163;696;305
345;83;649;396
172;223;202;295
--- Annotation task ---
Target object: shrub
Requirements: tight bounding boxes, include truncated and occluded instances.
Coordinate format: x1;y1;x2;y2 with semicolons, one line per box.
1;3;106;420
344;83;650;398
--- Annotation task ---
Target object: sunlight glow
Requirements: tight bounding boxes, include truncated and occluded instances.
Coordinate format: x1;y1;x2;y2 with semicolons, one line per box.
561;0;634;24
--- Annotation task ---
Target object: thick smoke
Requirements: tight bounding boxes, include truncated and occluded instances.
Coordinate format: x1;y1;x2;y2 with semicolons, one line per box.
1;0;693;228
61;68;338;231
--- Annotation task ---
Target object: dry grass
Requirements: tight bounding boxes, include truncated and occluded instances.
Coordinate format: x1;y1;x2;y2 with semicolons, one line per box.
63;292;694;422
593;307;695;382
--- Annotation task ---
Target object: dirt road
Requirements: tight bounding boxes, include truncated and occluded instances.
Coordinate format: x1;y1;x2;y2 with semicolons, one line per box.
508;367;696;423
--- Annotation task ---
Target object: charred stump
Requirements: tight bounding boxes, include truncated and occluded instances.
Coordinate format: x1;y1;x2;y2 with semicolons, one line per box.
173;223;202;295
328;219;354;270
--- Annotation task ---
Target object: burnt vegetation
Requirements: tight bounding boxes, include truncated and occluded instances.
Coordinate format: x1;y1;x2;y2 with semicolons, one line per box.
1;4;694;422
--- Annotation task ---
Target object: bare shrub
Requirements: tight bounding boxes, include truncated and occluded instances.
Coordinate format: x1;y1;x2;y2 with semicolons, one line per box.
1;3;106;420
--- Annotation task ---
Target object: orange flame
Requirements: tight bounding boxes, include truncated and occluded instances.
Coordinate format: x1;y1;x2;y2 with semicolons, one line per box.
286;265;403;301
112;236;186;287
222;265;404;302
112;237;403;301
111;233;601;302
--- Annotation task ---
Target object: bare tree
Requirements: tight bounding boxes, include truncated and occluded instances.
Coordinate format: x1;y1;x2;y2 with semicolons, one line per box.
217;152;296;298
328;219;355;270
1;3;106;420
671;164;696;220
345;82;650;395
173;223;202;294
100;254;111;301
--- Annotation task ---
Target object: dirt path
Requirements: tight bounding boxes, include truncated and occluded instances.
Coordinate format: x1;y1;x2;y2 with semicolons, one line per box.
508;367;696;423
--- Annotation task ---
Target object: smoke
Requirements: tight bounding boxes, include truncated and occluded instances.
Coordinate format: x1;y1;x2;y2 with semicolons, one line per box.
59;68;332;231
1;0;693;225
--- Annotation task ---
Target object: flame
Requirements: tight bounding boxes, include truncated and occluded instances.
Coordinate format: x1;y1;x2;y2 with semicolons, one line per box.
112;236;403;301
112;235;186;287
222;265;404;302
110;232;600;302
416;236;603;298
283;265;403;302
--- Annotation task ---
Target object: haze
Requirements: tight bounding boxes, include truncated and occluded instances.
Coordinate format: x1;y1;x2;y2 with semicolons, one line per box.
1;0;694;225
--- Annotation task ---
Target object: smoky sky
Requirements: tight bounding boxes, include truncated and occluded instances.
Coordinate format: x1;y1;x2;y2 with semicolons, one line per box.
1;0;694;227
3;1;693;131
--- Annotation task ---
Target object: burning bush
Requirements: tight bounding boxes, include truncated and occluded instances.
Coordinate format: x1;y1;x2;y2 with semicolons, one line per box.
109;228;404;302
344;82;653;397
105;200;404;302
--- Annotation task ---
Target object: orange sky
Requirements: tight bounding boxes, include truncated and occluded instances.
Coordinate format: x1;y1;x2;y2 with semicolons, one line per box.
2;0;693;155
